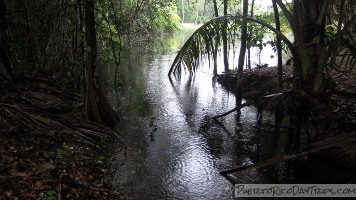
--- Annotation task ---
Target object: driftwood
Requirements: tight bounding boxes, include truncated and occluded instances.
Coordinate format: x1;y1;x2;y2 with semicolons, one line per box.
220;132;356;184
212;93;283;120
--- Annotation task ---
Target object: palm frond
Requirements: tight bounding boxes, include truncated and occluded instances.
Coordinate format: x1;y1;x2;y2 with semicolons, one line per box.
168;15;242;76
168;14;297;77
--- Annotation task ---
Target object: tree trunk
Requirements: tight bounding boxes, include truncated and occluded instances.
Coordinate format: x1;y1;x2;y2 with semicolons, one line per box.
78;0;85;92
223;0;229;72
272;0;284;131
293;0;327;94
84;0;118;126
236;0;248;99
212;0;219;75
247;0;254;70
289;0;331;143
272;0;283;91
212;0;219;17
213;48;218;75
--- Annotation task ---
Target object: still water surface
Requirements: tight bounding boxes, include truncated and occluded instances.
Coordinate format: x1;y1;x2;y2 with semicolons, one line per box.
107;28;293;199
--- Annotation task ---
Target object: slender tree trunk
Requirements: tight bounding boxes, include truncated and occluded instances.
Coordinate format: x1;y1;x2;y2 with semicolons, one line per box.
213;46;218;75
272;0;283;91
272;0;284;129
236;0;248;101
212;0;219;75
212;0;219;17
247;0;254;70
223;0;228;16
74;1;82;90
84;0;100;122
78;0;86;93
84;0;117;125
223;0;229;72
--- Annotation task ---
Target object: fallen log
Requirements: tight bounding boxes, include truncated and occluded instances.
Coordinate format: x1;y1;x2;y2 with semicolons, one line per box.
212;93;283;119
220;132;356;184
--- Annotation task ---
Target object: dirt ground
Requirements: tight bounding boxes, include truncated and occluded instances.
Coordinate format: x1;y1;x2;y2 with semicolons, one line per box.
0;76;125;199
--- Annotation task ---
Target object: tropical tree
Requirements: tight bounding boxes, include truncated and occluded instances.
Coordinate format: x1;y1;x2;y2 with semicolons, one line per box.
169;0;355;93
235;0;248;111
222;0;229;72
272;0;283;90
83;0;117;125
1;0;180;126
277;0;355;94
168;0;356;142
246;0;254;70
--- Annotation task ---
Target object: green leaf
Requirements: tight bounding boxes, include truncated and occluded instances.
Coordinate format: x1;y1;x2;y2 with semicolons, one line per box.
169;14;298;77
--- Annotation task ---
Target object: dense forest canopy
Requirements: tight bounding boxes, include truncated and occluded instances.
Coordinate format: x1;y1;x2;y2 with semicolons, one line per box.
0;0;180;80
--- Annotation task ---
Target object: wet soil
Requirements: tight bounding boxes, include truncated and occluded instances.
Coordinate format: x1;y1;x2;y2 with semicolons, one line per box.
0;75;124;199
215;65;355;128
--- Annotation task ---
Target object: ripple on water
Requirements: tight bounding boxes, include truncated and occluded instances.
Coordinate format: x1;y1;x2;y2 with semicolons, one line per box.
161;136;215;197
137;182;170;199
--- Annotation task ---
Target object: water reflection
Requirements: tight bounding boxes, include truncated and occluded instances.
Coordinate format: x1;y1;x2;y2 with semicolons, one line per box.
108;50;294;199
107;28;296;199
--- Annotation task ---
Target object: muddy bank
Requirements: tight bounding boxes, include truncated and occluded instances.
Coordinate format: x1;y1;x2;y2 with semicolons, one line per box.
215;65;355;126
215;65;294;99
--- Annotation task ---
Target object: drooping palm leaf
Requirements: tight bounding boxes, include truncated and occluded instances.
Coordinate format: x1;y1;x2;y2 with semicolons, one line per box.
168;14;297;77
168;15;242;76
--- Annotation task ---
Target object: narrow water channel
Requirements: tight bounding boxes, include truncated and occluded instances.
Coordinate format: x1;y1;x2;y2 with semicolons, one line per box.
107;28;294;199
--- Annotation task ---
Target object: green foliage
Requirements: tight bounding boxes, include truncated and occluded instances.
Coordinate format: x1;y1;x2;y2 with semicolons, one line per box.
265;0;355;92
169;19;227;75
170;0;355;94
249;10;290;54
174;0;246;24
324;1;356;74
6;0;353;95
55;148;67;159
5;0;181;90
55;143;76;163
169;14;295;76
94;0;181;69
39;190;57;200
95;155;105;162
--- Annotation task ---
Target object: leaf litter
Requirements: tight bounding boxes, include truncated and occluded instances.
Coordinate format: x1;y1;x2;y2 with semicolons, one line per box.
0;76;126;199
